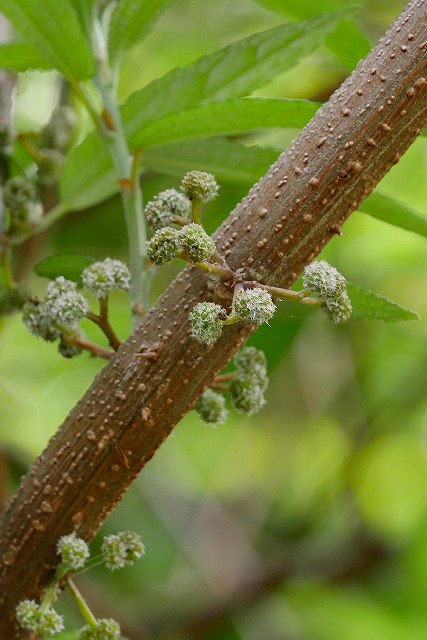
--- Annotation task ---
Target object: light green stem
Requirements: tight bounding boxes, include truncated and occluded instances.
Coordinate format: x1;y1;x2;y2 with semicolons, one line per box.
191;198;203;225
0;244;14;289
67;578;98;629
89;19;149;326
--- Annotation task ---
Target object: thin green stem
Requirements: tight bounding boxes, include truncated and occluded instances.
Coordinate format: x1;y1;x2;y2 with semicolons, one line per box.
222;314;241;326
67;578;97;629
86;297;122;351
191;198;202;225
89;18;149;327
244;281;321;306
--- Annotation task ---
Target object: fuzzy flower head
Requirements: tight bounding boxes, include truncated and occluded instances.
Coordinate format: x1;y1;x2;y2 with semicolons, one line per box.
145;188;190;229
101;531;145;571
82;258;131;298
146;227;182;265
58;339;82;359
189;302;225;345
181;170;219;202
42;105;77;152
57;532;90;570
302;260;346;298
233;288;276;325
179;223;216;263
43;276;88;328
195;389;229;426
16;600;64;636
323;291;352;324
22;300;61;342
234;346;268;389
37;148;65;186
230;374;266;416
79;618;121;640
2;176;42;229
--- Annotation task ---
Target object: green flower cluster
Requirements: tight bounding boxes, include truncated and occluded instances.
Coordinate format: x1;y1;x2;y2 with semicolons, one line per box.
145;188;191;229
181;170;219;202
303;260;352;324
79;618;121;640
82;258;130;298
2;176;43;233
233;288;276;325
230;347;269;416
195;388;229;425
57;532;90;570
146;223;216;266
101;530;146;571
16;600;64;637
189;302;225;345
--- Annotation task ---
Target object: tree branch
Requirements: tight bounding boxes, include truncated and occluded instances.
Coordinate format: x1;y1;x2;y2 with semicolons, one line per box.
0;1;426;635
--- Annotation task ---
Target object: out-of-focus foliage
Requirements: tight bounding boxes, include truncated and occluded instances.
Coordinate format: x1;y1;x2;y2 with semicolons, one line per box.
1;0;427;638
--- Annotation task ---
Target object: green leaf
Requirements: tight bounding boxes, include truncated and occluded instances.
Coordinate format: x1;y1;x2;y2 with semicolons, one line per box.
144;138;278;184
60;132;115;211
0;0;95;80
359;191;427;240
122;10;351;141
252;0;370;69
108;0;171;65
0;42;52;72
131;98;320;148
69;0;97;39
34;254;96;285
347;283;420;322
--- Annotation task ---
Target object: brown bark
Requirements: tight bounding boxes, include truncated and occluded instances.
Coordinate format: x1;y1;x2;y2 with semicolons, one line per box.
0;1;426;635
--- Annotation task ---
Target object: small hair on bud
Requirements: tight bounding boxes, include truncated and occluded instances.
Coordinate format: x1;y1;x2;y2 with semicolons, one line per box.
181;170;219;202
57;531;90;570
195;389;229;425
79;617;121;640
146;227;182;265
234;288;276;325
189;302;225;345
303;260;346;298
179;223;216;263
44;276;89;328
101;531;145;571
82;258;131;298
145;188;190;229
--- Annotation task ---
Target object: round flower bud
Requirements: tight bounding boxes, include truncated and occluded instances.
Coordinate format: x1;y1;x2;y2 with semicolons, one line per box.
36;609;65;636
82;258;130;298
233;288;276;325
22;300;61;342
79;618;121;640
179;223;216;263
145;189;190;229
41;106;77;152
16;599;39;630
230;374;266;416
146;227;181;265
2;177;42;229
57;532;90;570
44;276;89;328
16;600;64;636
181;170;219;202
234;346;268;390
323;290;352;324
195;389;229;425
302;260;346;298
58;339;82;359
189;302;225;345
101;531;145;571
37;148;65;186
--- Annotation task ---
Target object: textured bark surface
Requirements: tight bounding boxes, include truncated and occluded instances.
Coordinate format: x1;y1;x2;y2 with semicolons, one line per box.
0;1;426;636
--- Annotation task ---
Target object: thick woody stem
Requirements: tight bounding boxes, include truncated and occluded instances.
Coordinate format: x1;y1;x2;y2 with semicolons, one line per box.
0;2;426;635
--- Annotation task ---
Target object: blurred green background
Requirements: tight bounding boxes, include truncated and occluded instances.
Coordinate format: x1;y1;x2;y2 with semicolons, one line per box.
1;0;427;638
